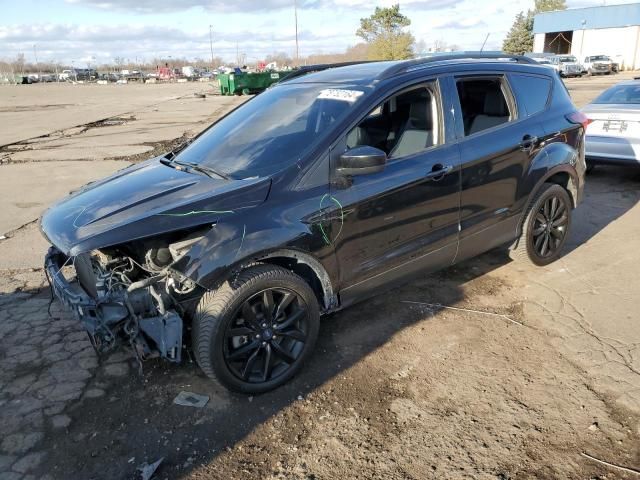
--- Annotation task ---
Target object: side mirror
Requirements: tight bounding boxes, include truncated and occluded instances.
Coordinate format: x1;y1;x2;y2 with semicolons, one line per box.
337;146;387;176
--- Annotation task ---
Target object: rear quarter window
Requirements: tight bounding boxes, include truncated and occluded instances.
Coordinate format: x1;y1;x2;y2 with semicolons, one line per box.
509;74;552;117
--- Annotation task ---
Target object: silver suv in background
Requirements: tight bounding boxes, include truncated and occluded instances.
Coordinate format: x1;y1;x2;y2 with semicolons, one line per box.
582;55;613;75
549;55;583;77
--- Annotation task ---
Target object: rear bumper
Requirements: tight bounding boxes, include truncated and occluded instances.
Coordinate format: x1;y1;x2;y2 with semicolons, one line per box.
586;135;640;165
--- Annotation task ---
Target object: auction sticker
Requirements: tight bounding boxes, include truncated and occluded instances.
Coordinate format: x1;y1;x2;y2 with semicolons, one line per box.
317;89;364;103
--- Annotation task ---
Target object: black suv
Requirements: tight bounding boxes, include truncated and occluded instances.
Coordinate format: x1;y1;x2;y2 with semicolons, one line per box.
42;54;587;393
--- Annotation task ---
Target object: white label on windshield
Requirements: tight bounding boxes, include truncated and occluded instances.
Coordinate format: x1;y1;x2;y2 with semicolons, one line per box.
317;89;364;103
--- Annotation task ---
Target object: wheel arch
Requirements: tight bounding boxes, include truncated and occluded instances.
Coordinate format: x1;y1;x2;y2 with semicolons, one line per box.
251;249;337;313
513;163;579;247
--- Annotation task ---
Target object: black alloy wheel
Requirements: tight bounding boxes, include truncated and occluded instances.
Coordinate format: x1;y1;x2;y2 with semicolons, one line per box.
510;183;572;266
224;288;309;384
531;194;569;259
192;264;320;393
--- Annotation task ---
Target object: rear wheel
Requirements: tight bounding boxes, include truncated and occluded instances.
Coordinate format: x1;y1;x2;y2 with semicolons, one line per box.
510;183;572;266
192;264;320;393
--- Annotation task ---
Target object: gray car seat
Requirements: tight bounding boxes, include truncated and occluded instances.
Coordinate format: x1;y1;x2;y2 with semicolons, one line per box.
468;90;510;134
389;101;433;158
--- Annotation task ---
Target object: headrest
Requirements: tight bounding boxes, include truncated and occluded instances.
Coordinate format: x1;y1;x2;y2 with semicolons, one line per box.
484;89;508;117
408;100;431;129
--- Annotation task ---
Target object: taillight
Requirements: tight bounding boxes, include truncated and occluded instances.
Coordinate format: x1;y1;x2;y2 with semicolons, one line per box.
566;111;593;129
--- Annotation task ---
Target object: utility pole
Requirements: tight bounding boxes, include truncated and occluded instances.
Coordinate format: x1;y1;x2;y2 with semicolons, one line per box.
33;44;41;79
209;25;214;69
294;0;300;66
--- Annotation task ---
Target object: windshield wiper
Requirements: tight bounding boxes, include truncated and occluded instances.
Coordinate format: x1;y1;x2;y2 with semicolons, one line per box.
172;159;230;180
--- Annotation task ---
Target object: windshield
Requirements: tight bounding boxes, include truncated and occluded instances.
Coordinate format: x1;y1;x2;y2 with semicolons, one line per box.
173;83;368;179
593;84;640;104
559;56;577;63
591;55;610;61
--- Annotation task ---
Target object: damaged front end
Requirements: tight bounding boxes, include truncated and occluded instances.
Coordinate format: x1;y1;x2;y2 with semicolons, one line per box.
39;157;272;365
44;233;203;364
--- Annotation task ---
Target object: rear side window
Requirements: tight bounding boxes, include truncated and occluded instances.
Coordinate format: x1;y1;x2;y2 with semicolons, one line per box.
456;77;513;136
510;74;552;117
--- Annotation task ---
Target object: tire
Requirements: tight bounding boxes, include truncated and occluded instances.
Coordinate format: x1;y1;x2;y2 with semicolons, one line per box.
192;264;320;394
510;183;572;266
586;161;596;174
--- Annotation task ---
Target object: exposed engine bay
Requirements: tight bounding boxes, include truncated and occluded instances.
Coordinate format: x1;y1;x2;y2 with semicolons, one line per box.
44;229;207;366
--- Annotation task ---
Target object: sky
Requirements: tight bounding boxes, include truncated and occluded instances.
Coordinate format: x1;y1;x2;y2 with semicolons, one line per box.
0;0;638;66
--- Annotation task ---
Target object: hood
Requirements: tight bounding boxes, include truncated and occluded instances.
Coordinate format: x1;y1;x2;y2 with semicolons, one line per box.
40;157;271;255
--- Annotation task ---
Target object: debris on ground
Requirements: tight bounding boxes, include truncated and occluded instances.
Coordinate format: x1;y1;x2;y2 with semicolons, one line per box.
173;391;209;408
136;457;163;480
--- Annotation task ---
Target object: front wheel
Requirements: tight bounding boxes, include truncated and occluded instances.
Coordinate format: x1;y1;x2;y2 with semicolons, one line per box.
510;184;572;266
192;264;320;393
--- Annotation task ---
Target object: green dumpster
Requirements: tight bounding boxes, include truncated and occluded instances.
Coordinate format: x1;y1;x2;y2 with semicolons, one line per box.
218;71;287;96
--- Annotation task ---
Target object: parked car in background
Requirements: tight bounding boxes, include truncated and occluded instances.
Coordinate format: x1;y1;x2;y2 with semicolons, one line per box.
99;72;121;83
42;54;586;393
582;55;613;75
549;55;583;77
583;79;640;170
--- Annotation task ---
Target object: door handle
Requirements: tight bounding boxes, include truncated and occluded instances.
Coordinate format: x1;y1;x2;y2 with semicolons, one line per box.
519;135;539;152
425;164;453;181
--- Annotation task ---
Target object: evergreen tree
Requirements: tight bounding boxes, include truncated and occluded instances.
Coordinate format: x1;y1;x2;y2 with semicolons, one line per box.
502;11;534;55
502;0;567;54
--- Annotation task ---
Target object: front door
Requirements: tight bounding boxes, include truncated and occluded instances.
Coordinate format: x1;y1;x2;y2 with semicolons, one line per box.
328;80;461;306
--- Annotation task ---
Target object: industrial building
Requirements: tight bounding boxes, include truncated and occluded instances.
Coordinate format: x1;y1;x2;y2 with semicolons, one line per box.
533;2;640;70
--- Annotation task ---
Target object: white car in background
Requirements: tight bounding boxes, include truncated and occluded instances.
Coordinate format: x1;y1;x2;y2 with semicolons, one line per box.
582;55;613;75
549;55;583;77
582;79;640;170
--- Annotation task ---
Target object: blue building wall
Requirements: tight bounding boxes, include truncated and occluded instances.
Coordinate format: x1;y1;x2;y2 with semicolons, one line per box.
533;3;640;33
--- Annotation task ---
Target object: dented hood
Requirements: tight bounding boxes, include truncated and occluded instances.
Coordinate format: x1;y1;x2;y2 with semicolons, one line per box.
40;157;271;256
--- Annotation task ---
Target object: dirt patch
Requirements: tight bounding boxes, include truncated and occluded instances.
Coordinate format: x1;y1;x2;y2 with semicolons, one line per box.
5;252;633;480
113;133;190;163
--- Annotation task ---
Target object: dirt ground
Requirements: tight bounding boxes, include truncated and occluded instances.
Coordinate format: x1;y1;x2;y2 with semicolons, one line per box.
0;73;639;480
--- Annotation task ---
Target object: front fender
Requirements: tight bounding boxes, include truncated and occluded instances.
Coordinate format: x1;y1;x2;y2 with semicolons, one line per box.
170;194;339;300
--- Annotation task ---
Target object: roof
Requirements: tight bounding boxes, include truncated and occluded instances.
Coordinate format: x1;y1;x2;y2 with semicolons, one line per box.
533;3;640;33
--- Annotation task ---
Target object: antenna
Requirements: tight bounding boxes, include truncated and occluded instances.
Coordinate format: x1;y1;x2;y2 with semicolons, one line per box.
480;33;490;52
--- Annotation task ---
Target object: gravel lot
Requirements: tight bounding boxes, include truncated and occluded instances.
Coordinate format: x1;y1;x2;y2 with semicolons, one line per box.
0;74;638;480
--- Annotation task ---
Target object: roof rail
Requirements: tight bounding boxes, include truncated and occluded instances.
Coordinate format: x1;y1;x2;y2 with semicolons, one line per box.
379;52;538;79
278;61;377;83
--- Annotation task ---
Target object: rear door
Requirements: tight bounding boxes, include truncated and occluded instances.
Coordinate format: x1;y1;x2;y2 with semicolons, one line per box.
330;78;461;305
450;72;549;262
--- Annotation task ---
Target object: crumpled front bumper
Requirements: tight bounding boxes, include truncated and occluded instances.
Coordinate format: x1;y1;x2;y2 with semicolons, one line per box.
44;246;183;362
44;247;104;328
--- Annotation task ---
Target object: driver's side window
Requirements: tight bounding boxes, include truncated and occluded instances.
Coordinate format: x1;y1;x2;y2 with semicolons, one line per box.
346;83;440;160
